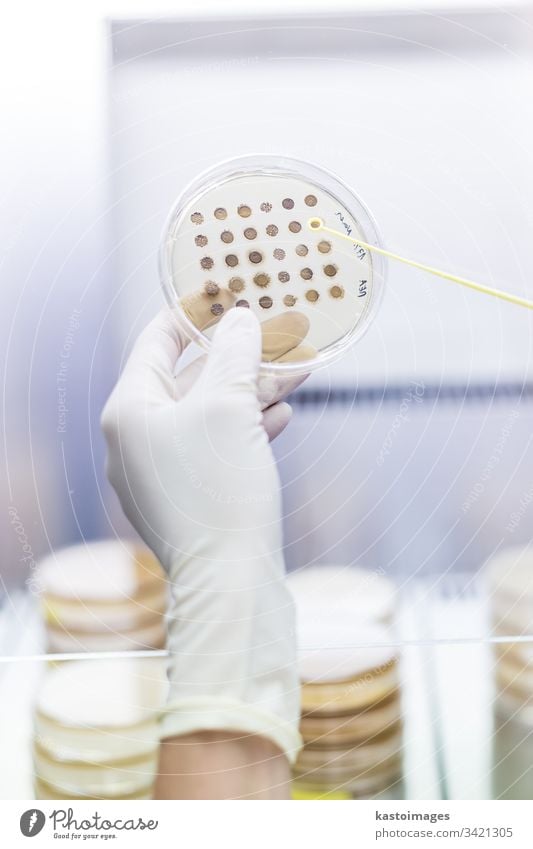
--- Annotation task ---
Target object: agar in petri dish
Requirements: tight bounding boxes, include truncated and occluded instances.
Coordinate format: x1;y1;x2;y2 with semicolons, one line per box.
159;155;386;373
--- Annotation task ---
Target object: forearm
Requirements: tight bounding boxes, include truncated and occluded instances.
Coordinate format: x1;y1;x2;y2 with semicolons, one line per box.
155;731;292;799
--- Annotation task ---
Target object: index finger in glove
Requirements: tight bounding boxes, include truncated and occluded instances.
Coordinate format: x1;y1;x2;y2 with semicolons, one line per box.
258;312;317;406
179;294;317;406
260;312;313;362
182;286;316;365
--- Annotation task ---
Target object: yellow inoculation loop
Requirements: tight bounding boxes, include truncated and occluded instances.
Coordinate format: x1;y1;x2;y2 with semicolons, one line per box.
307;217;533;310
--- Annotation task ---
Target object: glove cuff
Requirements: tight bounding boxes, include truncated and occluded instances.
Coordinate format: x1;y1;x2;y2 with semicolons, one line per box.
158;696;303;765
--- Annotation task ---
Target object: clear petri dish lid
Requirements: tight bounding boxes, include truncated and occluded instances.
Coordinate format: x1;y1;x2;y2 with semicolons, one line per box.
159;154;386;374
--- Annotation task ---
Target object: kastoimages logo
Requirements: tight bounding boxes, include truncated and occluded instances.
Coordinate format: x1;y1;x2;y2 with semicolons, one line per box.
20;809;46;837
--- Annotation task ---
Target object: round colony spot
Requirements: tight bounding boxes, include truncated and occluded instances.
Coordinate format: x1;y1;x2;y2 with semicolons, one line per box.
278;271;290;283
259;296;273;309
253;273;270;288
273;248;285;261
195;234;208;247
266;224;278;237
210;303;224;316
249;251;263;264
300;267;313;280
238;205;252;218
214;208;227;220
190;212;204;224
236;299;250;308
220;230;234;244
289;221;302;233
305;194;318;207
228;276;245;293
244;227;257;240
305;289;319;302
317;240;331;254
204;281;219;296
260;202;272;212
329;285;345;299
282;198;294;209
283;294;297;307
324;264;337;277
200;257;214;270
225;254;239;267
295;244;308;257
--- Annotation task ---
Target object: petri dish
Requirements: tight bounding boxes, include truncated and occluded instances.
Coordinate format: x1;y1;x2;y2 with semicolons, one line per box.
159;155;386;374
34;658;167;762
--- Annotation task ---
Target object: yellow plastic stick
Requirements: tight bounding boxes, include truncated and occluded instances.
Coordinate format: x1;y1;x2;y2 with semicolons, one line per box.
308;217;533;311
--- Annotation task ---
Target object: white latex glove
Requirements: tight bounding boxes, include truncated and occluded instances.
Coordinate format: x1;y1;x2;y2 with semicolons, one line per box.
101;306;307;763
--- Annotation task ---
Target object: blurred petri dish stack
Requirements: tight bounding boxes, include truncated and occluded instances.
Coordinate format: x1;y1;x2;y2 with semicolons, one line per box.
485;546;533;799
288;566;403;799
485;545;533;725
32;658;167;800
37;541;169;653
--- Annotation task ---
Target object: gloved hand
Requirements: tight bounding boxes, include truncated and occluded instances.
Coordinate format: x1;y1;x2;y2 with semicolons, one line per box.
101;297;314;763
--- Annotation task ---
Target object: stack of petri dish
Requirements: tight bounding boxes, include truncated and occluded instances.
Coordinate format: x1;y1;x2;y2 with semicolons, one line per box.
485;545;533;799
37;540;169;653
32;658;167;800
486;545;533;724
288;566;403;799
